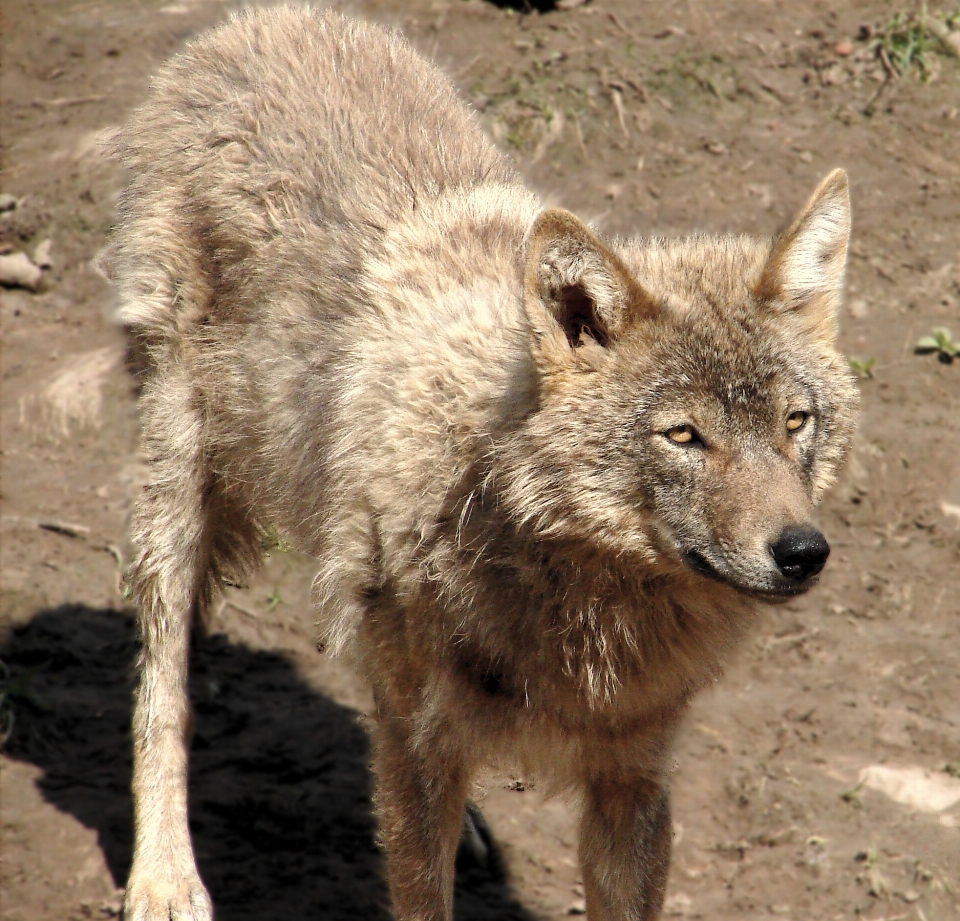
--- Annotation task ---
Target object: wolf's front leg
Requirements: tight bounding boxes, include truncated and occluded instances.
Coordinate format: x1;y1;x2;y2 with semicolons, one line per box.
578;775;672;921
124;568;212;920
372;707;471;921
122;408;220;921
125;609;211;921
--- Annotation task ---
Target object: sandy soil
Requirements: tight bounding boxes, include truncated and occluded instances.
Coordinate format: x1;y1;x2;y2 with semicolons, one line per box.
2;1;959;919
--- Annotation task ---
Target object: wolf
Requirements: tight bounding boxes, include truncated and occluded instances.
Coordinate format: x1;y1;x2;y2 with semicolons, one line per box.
99;6;858;920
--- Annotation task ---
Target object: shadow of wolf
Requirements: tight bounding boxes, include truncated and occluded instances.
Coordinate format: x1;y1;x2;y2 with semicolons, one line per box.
0;605;534;921
96;7;858;920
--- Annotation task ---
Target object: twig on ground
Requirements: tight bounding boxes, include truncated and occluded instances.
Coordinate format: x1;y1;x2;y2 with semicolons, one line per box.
217;598;261;620
33;95;107;107
608;11;640;43
38;520;91;538
573;112;588;160
610;88;630;139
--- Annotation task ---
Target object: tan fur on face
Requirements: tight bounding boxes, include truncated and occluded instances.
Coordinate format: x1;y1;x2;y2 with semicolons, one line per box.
100;8;858;921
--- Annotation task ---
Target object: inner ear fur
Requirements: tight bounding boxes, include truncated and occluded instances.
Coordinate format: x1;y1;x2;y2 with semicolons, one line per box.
524;209;657;350
755;169;851;343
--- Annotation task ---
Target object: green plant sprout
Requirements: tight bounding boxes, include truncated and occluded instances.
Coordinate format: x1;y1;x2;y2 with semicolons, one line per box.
872;4;937;79
265;588;285;614
915;327;959;362
849;356;876;378
841;779;865;808
259;526;294;553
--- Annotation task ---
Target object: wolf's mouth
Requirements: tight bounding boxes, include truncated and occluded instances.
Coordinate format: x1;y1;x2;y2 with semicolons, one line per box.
682;549;814;600
683;550;721;581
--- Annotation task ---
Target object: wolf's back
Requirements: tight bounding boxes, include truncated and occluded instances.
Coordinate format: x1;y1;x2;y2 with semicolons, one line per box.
99;7;516;348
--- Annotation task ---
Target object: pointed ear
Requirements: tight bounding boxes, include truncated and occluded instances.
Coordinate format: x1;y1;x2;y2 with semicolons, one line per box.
523;209;657;351
755;169;850;343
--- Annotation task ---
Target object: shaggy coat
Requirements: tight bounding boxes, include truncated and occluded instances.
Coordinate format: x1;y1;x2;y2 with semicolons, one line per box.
100;8;858;920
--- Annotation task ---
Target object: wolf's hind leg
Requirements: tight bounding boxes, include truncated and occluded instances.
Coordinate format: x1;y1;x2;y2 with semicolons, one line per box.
123;372;259;921
578;775;672;921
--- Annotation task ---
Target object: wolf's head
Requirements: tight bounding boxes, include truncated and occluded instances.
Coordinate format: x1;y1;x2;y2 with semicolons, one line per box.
505;170;858;601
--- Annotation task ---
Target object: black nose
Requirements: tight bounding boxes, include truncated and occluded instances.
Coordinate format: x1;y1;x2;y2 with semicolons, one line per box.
769;526;830;582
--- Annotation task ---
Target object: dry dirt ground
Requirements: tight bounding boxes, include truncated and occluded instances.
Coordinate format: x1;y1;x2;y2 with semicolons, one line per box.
2;0;959;919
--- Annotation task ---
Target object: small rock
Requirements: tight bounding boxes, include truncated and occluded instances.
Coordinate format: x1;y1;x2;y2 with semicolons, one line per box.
0;193;17;213
0;251;43;291
899;889;922;903
929;18;960;58
556;0;589;9
34;238;54;269
103;890;126;917
747;183;774;211
834;40;854;56
859;764;960;813
848;298;869;319
819;63;845;86
867;865;888;898
566;900;587;915
705;141;728;156
663;892;693;916
798;150;813;163
942;31;960;58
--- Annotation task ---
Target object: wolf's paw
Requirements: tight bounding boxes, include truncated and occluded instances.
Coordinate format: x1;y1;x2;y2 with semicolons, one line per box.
123;871;213;921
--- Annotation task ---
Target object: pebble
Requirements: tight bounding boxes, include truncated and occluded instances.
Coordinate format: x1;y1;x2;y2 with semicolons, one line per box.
848;298;869;319
0;193;16;213
663;892;694;916
834;40;854;56
0;251;43;291
34;238;54;269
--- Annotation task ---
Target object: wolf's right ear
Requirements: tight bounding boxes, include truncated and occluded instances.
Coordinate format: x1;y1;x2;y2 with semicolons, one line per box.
523;209;657;355
755;169;851;344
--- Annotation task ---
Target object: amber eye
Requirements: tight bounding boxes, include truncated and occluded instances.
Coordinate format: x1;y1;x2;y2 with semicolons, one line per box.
665;424;701;445
786;411;809;433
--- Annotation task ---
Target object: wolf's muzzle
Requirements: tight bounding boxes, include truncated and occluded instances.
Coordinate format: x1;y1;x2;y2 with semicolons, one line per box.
769;526;830;582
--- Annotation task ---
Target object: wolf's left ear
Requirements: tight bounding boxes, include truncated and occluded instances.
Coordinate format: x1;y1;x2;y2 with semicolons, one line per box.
524;209;657;354
755;169;850;343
